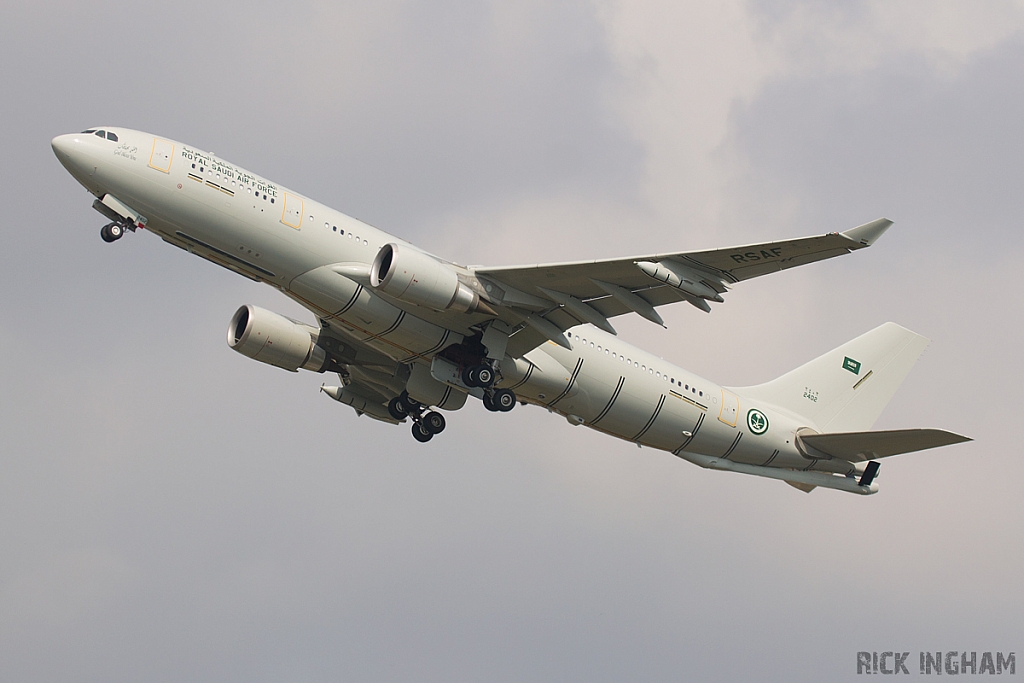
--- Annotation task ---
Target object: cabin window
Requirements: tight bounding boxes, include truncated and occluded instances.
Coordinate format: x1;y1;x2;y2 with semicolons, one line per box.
270;198;274;203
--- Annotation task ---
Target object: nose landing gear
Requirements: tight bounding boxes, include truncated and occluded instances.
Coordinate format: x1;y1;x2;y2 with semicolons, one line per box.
100;222;125;242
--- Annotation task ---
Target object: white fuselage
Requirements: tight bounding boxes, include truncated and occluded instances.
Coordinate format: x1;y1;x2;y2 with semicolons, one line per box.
52;128;856;483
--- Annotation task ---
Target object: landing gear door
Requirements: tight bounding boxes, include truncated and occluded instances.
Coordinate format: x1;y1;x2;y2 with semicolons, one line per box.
719;389;739;427
148;138;174;173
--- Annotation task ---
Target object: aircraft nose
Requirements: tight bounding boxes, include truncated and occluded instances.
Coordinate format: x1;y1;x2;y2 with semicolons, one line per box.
51;133;76;160
51;133;93;180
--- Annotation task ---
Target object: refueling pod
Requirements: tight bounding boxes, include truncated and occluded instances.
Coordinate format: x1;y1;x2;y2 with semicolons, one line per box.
369;243;483;313
227;305;328;372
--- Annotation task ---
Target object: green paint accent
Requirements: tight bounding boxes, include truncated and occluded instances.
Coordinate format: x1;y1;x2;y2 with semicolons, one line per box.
843;357;862;375
746;408;769;435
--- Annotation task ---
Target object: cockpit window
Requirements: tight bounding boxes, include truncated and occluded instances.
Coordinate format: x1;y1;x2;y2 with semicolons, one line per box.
94;130;106;138
106;131;118;141
81;129;96;134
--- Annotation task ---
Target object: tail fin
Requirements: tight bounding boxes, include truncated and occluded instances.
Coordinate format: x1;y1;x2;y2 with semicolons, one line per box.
734;323;929;432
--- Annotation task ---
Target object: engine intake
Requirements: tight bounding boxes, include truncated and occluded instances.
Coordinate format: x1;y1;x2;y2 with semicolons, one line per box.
370;243;481;313
227;305;328;372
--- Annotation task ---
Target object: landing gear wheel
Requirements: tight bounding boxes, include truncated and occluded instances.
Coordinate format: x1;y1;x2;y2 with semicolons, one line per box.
463;364;495;388
388;396;409;420
493;388;517;412
482;392;500;412
412;422;433;443
399;391;421;415
100;223;123;243
422;411;446;435
474;365;495;388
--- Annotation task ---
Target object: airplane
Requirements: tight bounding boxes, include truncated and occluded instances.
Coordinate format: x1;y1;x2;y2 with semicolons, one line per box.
51;127;970;495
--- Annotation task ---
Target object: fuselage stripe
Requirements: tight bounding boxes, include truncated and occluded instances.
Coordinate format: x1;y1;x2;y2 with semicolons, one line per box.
547;358;584;408
632;394;666;441
591;376;625;425
507;361;534;390
336;285;363;316
672;411;706;455
289;290;441;364
375;310;405;339
422;329;451;357
762;449;780;466
722;432;743;459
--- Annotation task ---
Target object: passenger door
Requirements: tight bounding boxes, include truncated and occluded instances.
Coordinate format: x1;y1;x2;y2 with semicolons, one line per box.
148;138;174;173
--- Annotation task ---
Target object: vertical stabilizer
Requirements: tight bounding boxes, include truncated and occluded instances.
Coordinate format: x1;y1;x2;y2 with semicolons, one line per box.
733;323;929;433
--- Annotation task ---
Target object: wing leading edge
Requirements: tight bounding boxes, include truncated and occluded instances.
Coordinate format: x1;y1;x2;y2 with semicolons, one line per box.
473;219;892;357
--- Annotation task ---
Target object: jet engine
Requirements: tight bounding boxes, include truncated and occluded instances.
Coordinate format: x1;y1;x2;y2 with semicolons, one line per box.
369;243;482;313
227;305;328;372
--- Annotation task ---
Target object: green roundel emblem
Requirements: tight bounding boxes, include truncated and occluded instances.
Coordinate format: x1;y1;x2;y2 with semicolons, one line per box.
746;408;769;435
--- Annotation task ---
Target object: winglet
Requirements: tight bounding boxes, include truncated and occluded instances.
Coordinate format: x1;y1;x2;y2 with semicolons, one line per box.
841;218;893;247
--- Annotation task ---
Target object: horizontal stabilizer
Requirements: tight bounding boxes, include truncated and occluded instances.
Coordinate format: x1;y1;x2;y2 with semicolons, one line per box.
799;428;971;462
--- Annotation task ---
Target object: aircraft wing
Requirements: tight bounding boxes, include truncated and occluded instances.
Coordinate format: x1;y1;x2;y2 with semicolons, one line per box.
473;219;892;357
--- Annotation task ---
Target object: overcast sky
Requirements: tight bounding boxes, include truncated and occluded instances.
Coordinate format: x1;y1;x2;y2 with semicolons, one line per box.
2;2;1021;681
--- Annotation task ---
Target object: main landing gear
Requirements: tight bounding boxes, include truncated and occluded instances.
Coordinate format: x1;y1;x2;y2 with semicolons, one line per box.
100;221;125;243
461;361;516;414
483;388;516;412
388;391;447;443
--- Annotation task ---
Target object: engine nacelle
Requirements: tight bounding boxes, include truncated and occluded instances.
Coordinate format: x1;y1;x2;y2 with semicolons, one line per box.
227;305;328;373
369;243;480;313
